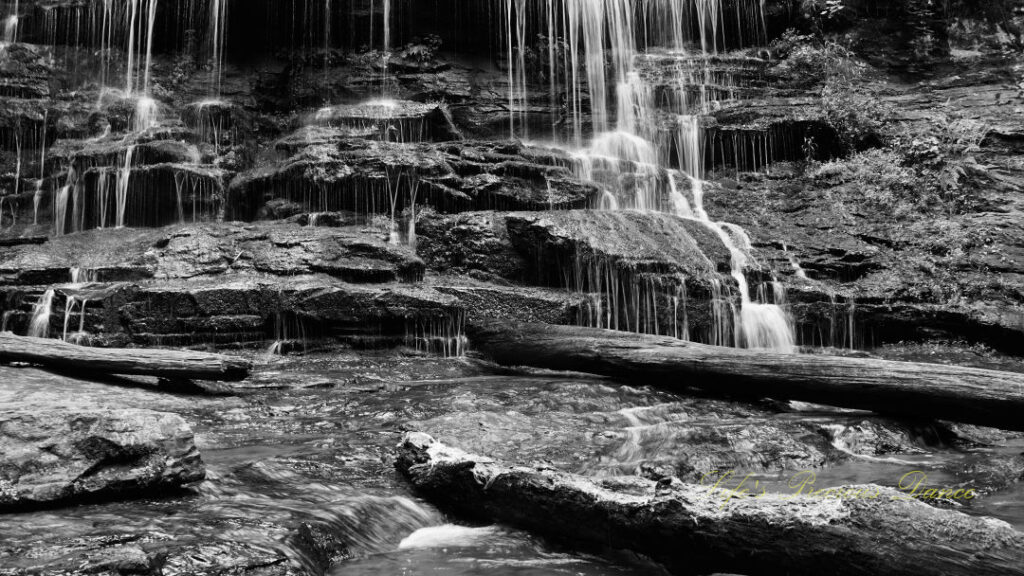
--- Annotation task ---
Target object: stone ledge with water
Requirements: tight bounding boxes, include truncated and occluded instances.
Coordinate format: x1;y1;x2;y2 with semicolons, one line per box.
0;0;1023;574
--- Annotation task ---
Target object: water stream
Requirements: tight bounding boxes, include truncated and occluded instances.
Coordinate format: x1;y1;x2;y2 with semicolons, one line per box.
2;350;1022;574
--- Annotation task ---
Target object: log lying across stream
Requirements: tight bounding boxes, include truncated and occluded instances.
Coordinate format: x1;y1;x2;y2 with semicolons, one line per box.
397;432;1024;576
0;332;251;382
468;321;1024;432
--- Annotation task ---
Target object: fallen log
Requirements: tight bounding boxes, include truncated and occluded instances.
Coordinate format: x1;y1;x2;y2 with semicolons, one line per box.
467;321;1024;432
397;432;1024;576
0;332;251;382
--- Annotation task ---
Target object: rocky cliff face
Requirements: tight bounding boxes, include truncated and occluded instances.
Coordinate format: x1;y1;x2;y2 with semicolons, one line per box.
0;0;1019;355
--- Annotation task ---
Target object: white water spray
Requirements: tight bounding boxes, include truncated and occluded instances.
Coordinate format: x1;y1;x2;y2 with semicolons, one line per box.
27;289;55;338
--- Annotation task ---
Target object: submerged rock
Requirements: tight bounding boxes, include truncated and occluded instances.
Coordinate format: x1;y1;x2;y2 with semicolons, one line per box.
0;409;205;512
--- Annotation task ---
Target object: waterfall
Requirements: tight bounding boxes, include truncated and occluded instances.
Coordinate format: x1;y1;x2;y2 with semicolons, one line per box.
134;96;159;131
33;110;47;226
124;0;159;95
712;222;794;351
209;0;228;96
62;297;88;342
116;146;136;228
503;0;793;351
1;0;16;45
32;180;42;226
27;289;56;338
2;15;15;45
71;267;97;284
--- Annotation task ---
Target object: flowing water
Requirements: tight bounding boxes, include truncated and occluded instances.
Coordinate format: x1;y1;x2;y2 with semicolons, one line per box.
3;4;1021;571
503;0;794;351
2;349;1022;574
26;288;55;338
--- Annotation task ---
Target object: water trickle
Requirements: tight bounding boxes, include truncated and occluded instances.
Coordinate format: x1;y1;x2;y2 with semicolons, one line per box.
405;312;467;358
783;244;809;279
122;0;161;96
209;0;228;96
133;96;159;132
667;172;694;218
31;180;42;226
116;146;136;228
2;14;16;45
61;297;88;342
70;267;97;284
708;220;794;351
27;289;55;338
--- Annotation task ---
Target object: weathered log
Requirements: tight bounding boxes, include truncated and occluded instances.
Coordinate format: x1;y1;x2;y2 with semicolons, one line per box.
0;332;251;381
397;432;1024;576
467;321;1024;432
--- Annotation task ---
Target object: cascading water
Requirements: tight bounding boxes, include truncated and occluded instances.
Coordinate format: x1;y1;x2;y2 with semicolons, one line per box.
27;289;55;338
2;15;15;46
0;0;16;47
504;0;794;351
115;146;135;228
209;0;228;96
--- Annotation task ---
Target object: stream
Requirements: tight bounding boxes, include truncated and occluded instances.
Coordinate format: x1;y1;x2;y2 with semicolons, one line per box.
2;346;1022;574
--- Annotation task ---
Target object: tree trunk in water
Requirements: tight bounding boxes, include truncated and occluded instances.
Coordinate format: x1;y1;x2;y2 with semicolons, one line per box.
397;433;1024;576
467;321;1024;432
0;332;251;381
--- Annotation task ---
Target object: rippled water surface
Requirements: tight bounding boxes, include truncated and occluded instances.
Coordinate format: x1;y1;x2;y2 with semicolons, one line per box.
1;347;1023;574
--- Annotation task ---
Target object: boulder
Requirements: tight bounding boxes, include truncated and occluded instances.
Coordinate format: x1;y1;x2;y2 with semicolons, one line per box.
0;409;205;512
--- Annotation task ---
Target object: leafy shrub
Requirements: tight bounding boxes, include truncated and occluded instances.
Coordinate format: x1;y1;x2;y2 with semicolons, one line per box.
812;149;919;215
892;117;990;215
812;117;990;218
774;39;862;85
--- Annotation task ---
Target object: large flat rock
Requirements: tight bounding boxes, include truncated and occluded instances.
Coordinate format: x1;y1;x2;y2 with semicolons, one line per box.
227;139;602;220
0;409;205;512
0;222;425;285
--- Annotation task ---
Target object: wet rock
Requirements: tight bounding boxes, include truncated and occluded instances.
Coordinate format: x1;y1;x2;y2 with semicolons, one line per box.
419;210;731;283
0;222;424;286
274;125;376;155
0;43;52;99
431;283;588;326
418;209;737;341
228;139;601;220
0;533;164;576
0;409;205;512
504;211;731;281
182;99;253;146
416;211;530;281
310;99;462;142
0;276;466;349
